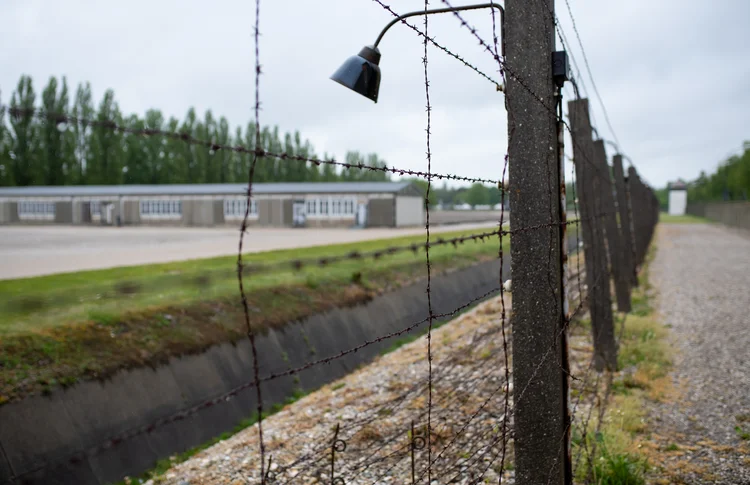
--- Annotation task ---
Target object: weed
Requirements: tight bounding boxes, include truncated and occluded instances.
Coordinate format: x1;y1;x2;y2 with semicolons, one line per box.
665;443;679;451
592;449;647;485
88;310;120;327
735;426;750;441
331;382;346;391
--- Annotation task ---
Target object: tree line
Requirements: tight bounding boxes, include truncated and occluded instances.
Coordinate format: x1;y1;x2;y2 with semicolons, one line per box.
0;75;391;187
687;141;750;202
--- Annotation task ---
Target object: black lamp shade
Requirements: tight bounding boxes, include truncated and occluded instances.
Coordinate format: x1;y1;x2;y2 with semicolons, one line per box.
330;45;381;103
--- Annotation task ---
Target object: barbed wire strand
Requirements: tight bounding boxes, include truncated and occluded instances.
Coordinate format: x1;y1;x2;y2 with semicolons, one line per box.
236;0;267;480
3;106;502;186
422;1;436;483
561;0;620;149
370;0;503;91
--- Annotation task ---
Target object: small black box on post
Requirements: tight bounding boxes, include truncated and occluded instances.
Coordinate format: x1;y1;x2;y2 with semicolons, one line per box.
552;51;570;88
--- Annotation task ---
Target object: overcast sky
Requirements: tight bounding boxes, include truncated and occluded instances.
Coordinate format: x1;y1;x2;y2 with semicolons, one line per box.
2;0;748;188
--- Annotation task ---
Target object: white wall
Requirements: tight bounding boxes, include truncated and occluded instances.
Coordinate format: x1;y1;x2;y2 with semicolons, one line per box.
395;196;424;227
668;190;687;216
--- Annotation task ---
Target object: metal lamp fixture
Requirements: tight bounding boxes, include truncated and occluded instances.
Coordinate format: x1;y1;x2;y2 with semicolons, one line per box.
331;2;504;103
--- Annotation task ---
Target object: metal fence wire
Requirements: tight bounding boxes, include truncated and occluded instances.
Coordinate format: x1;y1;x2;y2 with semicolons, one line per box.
0;1;661;484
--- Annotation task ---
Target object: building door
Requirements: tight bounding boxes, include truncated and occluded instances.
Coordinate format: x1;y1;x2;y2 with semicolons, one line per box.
292;201;306;227
103;203;114;225
356;202;368;228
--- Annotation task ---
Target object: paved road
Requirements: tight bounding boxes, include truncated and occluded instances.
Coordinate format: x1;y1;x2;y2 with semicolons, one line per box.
648;223;750;484
0;222;501;280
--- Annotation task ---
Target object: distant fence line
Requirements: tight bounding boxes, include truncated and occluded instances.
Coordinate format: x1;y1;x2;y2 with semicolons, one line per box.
687;201;750;231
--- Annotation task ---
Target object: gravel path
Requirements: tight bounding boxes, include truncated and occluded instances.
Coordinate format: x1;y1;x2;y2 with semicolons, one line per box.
648;223;750;484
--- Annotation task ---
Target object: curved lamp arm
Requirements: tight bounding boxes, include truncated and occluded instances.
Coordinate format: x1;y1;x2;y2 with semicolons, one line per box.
373;2;505;55
331;2;504;103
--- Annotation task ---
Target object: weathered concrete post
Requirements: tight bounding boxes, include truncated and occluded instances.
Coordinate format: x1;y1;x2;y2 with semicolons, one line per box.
592;141;631;313
568;99;617;371
628;166;647;267
505;0;570;483
613;154;637;287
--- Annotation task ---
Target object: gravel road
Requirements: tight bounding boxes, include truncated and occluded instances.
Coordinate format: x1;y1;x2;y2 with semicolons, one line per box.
648;223;750;484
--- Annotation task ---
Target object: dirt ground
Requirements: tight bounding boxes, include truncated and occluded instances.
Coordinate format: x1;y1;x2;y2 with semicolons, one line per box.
0;222;498;280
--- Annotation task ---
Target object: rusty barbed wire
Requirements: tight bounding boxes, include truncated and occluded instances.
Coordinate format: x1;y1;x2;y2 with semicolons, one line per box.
238;0;266;482
236;0;267;481
369;0;503;91
423;1;614;187
6;235;612;484
5;212;609;318
4;280;508;483
561;0;621;149
496;154;511;483
421;1;436;481
4;106;504;186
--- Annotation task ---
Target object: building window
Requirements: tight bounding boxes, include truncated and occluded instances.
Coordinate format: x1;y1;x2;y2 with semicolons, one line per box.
90;201;102;217
140;199;182;219
331;199;342;215
18;200;56;220
305;197;356;218
306;199;317;215
224;198;257;218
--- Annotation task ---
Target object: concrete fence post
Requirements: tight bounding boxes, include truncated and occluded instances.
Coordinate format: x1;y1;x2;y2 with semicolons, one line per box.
505;0;570;483
568;98;617;371
612;155;637;287
628;167;648;267
592;141;631;313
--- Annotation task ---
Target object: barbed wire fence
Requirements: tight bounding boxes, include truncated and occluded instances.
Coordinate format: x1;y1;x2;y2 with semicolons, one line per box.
0;1;661;484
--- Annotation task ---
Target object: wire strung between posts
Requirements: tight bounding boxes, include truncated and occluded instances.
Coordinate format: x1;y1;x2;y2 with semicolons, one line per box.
236;0;266;481
5;279;511;483
418;261;603;484
276;341;508;484
422;2;436;482
5;210;615;482
13;219;600;483
496;155;512;482
3;106;503;186
273;309;515;483
280;255;600;482
369;0;504;91
407;2;620;182
561;0;621;149
530;0;590;100
437;273;607;485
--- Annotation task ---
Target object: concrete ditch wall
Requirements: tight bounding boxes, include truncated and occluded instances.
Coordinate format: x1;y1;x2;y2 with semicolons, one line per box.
687;201;750;231
0;258;508;485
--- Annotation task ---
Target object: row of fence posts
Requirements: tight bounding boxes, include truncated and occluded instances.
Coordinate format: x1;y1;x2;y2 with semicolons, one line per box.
504;1;659;484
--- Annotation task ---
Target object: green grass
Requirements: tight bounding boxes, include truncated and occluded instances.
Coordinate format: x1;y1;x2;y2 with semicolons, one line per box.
0;228;500;336
658;213;708;224
572;241;668;484
0;228;508;403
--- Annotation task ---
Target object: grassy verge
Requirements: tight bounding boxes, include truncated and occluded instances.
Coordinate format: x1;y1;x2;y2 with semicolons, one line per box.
572;241;672;484
0;228;507;404
658;213;708;224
